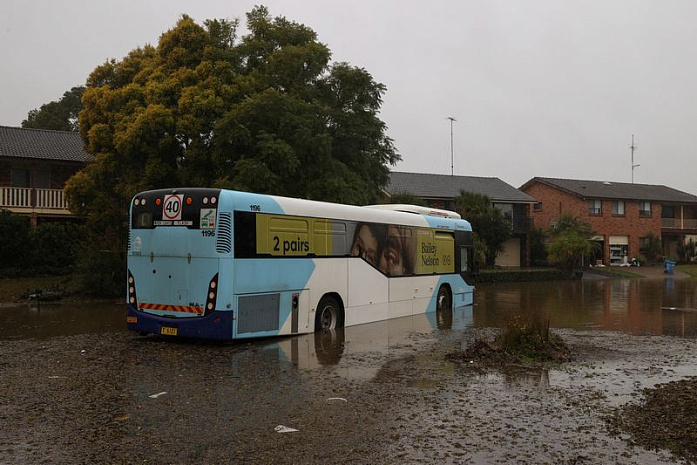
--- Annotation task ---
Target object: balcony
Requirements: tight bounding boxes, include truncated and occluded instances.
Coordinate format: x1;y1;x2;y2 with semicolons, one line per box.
662;217;697;230
0;186;72;216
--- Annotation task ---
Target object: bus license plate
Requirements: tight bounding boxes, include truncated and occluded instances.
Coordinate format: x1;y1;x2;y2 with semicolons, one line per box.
160;326;178;336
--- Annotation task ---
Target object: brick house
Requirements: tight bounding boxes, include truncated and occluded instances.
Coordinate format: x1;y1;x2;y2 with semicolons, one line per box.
0;126;93;226
386;171;537;267
520;177;697;265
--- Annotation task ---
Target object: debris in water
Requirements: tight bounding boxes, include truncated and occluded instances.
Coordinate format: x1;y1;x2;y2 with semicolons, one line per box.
326;397;347;403
149;391;167;399
274;425;299;433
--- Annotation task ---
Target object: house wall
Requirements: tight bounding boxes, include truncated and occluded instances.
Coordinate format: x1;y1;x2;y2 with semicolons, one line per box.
523;181;662;265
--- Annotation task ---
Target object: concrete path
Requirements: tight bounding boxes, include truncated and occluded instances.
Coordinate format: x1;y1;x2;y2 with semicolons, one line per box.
624;264;691;279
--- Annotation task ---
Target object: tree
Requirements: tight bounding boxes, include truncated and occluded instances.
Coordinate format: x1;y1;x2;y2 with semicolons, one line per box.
454;190;511;266
546;214;597;277
641;231;662;264
22;86;85;131
64;7;398;295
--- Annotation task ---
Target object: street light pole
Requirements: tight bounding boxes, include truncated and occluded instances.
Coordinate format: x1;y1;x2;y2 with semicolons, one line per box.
447;116;456;176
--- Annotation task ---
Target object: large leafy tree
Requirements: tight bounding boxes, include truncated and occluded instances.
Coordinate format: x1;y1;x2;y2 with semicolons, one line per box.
455;191;511;266
22;86;85;131
64;7;398;294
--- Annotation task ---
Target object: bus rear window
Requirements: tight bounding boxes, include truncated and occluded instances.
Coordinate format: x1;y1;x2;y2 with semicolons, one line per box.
136;212;153;228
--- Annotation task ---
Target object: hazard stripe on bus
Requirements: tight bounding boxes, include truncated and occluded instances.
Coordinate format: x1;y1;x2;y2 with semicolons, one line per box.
139;302;204;315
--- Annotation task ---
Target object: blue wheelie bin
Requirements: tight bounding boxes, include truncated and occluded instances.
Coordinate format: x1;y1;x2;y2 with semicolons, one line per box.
664;259;676;275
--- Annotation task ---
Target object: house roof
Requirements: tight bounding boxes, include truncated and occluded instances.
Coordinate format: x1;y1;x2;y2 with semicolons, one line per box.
387;171;537;204
0;126;93;163
522;177;697;204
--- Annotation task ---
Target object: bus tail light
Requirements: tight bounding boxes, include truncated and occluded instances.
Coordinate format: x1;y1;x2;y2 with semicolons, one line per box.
128;270;138;309
204;273;219;316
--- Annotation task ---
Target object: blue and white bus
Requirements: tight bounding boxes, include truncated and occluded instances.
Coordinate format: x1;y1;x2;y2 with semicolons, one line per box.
126;188;475;340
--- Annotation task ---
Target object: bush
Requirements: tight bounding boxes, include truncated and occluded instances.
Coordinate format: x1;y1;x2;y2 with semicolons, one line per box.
0;210;30;269
30;222;83;271
74;248;124;297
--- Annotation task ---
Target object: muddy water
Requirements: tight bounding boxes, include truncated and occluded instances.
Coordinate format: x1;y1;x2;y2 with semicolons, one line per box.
0;301;124;340
474;278;697;337
1;277;695;341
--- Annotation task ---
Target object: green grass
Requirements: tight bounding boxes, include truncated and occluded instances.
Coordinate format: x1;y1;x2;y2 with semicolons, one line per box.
0;275;79;303
677;265;697;278
585;267;644;279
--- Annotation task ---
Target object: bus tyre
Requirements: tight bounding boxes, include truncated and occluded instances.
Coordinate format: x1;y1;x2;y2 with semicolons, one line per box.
436;285;452;311
315;295;342;332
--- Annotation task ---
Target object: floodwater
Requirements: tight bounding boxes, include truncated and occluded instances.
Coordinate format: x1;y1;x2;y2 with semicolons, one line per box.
1;278;696;342
3;277;697;463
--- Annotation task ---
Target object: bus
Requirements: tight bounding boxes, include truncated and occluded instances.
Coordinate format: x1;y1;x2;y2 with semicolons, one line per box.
126;188;475;340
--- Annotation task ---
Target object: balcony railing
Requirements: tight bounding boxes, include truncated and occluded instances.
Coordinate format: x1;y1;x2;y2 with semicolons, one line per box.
662;218;697;229
0;187;69;212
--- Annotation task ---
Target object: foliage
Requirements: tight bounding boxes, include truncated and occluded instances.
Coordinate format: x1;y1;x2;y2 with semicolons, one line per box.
65;8;398;294
529;227;548;266
22;86;85;131
387;192;426;206
498;313;570;362
0;210;30;269
640;232;663;264
30;222;83;270
547;214;597;277
0;212;81;276
678;239;697;264
455;190;511;266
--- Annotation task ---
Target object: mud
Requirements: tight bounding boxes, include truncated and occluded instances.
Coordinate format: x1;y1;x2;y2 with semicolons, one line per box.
2;323;697;464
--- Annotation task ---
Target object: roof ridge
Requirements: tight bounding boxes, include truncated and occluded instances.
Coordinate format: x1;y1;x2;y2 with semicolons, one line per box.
0;125;79;135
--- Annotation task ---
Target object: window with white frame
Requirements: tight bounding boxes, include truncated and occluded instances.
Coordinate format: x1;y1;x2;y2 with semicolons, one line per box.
612;200;625;216
639;201;651;217
588;199;602;215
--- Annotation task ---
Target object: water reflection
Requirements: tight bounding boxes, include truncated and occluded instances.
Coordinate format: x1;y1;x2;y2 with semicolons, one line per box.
474;278;697;337
244;305;475;381
0;302;125;340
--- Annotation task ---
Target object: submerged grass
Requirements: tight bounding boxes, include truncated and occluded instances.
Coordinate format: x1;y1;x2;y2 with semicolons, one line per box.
0;275;80;303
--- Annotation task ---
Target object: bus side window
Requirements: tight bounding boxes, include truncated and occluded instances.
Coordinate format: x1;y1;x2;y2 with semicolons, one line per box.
460;246;469;272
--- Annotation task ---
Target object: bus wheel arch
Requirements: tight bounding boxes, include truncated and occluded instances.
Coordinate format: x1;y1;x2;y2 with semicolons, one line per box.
436;284;452;311
314;293;345;332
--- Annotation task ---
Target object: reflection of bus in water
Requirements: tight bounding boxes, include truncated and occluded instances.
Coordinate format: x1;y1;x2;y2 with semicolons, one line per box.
126;188;474;340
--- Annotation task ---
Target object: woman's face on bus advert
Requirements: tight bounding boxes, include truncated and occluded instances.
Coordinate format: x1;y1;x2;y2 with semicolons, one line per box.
351;224;379;267
380;225;405;276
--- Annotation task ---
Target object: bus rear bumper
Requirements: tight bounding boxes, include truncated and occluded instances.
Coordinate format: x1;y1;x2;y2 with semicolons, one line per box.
126;305;234;340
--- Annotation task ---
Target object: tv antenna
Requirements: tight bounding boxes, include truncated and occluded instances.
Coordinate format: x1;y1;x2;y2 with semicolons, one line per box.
447;116;456;176
630;134;639;183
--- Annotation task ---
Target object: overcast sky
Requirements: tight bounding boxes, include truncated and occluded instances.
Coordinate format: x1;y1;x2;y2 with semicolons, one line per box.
3;0;696;194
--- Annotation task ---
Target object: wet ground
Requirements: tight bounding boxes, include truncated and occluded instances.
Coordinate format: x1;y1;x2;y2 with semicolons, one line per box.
1;271;697;464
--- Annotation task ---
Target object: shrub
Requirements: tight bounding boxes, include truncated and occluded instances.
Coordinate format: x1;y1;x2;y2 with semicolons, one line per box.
0;210;30;269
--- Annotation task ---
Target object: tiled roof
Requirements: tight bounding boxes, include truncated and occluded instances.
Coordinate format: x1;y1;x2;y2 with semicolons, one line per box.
0;126;93;163
523;177;697;204
387;171;537;203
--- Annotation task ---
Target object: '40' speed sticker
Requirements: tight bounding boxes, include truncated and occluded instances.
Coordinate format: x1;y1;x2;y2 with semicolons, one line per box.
162;194;183;221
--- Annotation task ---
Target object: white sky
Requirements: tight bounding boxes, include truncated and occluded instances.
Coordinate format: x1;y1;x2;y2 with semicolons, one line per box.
2;0;696;194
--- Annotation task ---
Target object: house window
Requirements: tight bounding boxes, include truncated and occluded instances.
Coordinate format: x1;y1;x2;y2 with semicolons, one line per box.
588;199;602;215
494;203;513;221
612;201;625;216
35;171;50;189
11;169;30;187
639;201;651;217
662;205;675;218
534;202;542;211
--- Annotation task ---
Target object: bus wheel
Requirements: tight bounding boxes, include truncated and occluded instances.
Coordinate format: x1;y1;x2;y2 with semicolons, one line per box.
315;295;342;332
436;285;452;311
